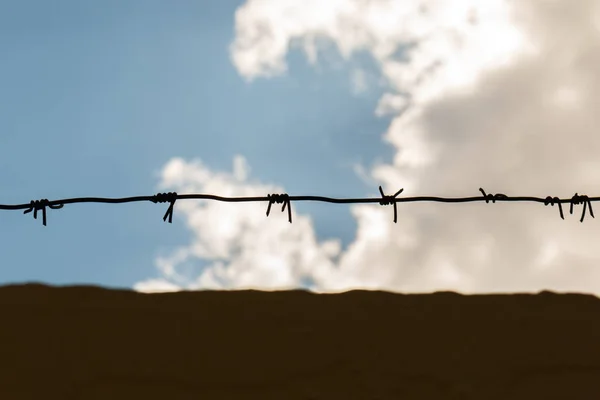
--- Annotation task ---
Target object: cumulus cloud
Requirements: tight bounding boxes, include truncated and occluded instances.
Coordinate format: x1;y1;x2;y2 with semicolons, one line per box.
230;0;531;102
136;0;600;294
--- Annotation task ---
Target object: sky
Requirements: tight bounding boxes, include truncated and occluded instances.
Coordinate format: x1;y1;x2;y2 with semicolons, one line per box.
1;0;600;294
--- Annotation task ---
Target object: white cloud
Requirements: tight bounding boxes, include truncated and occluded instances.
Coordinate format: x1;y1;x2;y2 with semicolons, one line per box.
350;68;368;94
230;0;532;103
136;0;600;294
134;279;181;293
375;93;409;117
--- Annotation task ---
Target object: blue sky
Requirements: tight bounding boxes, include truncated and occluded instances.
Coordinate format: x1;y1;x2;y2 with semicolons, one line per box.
2;0;600;294
0;0;391;289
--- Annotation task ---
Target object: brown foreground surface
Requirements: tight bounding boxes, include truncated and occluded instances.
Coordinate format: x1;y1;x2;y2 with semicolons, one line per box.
1;284;600;399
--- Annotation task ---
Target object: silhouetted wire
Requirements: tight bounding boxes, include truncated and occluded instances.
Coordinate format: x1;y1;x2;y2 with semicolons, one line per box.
0;186;596;226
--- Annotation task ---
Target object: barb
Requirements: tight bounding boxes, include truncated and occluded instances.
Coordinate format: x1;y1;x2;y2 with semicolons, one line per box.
2;185;600;227
151;192;178;223
478;188;508;204
266;193;292;223
378;186;404;223
569;193;594;223
544;196;564;220
23;199;64;226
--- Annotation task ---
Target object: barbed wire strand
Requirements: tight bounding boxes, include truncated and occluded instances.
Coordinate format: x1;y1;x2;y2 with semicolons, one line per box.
0;186;596;226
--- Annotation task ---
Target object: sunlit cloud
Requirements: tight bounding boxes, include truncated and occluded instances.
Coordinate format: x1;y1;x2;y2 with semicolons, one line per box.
137;0;600;294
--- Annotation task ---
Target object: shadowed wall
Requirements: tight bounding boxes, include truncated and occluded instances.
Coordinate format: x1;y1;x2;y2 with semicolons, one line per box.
1;284;599;399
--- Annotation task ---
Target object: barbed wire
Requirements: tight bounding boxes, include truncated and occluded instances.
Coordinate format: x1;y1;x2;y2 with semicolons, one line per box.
0;186;596;226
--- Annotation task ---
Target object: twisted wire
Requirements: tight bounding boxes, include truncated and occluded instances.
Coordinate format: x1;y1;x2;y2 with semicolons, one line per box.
0;186;596;226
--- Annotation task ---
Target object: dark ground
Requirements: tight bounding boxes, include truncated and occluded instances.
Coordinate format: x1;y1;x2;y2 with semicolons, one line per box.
1;283;600;399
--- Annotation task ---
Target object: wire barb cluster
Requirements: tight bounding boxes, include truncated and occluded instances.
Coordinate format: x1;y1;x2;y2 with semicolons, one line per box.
23;199;64;226
150;192;178;223
378;186;404;223
0;185;597;227
266;193;292;223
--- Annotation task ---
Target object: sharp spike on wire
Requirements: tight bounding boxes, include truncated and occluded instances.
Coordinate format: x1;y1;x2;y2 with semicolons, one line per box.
266;193;292;223
570;193;594;223
544;196;564;220
378;185;403;223
479;188;507;204
151;192;178;223
23;199;62;226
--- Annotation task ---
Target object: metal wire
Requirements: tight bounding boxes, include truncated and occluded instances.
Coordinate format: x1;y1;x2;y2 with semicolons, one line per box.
0;186;596;226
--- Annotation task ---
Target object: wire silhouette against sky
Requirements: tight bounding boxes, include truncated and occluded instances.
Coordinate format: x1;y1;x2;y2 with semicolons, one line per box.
0;186;596;227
